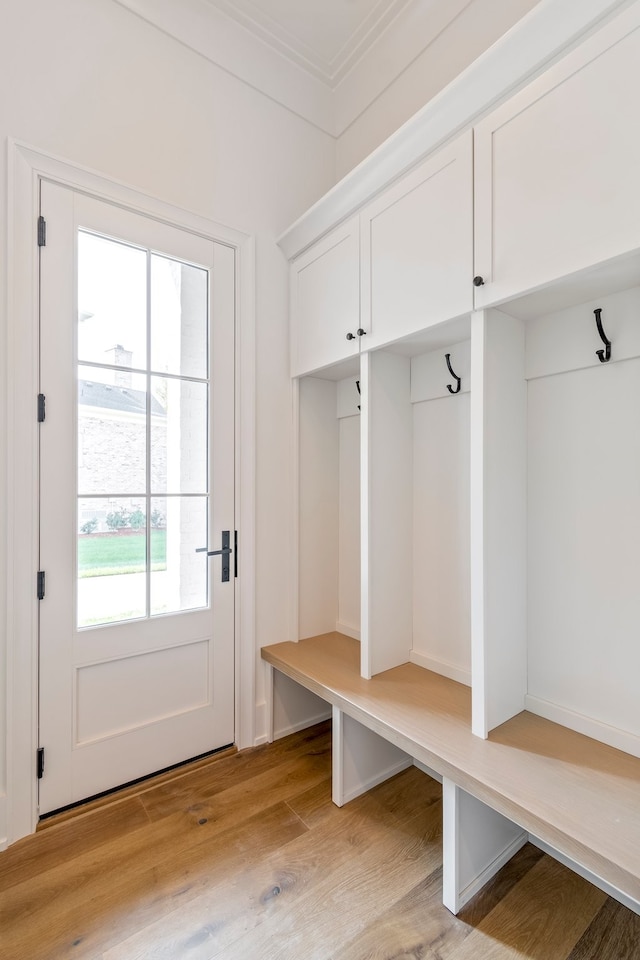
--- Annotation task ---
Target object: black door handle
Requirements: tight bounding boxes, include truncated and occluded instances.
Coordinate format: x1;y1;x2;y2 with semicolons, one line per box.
196;531;232;581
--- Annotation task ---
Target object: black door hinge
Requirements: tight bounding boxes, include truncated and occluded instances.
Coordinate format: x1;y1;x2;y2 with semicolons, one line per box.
37;570;46;600
37;216;47;247
37;394;46;422
37;747;45;779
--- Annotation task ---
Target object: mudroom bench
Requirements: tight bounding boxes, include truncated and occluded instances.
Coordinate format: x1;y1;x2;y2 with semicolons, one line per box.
262;633;640;916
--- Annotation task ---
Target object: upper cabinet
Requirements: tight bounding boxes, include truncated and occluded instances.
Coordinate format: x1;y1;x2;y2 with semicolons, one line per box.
360;131;473;350
287;4;640;371
473;5;640;309
290;216;360;377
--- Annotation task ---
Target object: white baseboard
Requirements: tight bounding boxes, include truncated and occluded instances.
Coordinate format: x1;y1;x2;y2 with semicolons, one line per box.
335;621;360;641
341;757;412;805
0;793;8;850
254;698;269;746
525;695;640;759
457;831;528;910
410;650;471;687
274;709;332;741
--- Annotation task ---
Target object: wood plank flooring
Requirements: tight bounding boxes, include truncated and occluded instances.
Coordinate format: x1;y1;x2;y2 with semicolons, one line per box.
1;721;639;960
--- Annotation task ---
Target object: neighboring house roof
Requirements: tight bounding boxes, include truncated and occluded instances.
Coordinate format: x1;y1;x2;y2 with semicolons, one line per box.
79;380;166;416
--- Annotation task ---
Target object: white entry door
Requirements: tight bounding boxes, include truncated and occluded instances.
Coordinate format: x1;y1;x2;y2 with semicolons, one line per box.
38;181;236;814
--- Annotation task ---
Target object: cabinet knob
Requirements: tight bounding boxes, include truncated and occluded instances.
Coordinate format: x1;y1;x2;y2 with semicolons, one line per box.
356;328;367;337
346;332;356;341
473;276;485;287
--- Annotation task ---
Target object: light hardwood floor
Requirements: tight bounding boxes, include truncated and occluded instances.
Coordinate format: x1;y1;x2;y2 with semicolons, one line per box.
1;721;639;960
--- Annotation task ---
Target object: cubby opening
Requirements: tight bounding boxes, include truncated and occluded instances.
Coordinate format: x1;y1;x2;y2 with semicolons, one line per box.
297;367;361;643
524;283;640;757
363;320;471;684
477;260;640;758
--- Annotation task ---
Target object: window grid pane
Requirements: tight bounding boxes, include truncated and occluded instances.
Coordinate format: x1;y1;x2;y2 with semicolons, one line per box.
77;231;210;628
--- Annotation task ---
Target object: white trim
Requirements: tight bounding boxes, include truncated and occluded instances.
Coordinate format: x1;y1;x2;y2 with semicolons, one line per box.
525;695;640;761
278;0;634;259
409;650;471;687
113;0;335;136
339;757;412;805
6;140;256;844
289;377;300;642
261;663;274;745
470;310;487;739
207;0;414;88
6;142;40;843
333;0;472;133
335;621;360;641
332;705;345;805
273;709;332;742
236;234;257;749
359;352;372;680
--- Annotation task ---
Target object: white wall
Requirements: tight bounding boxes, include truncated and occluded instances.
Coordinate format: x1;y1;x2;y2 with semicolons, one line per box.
336;0;541;178
0;0;335;817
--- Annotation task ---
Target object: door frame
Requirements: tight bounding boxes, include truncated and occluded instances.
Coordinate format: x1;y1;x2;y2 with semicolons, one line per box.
5;140;256;845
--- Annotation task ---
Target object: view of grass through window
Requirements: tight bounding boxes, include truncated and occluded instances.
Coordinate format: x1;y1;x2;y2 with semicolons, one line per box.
78;530;167;578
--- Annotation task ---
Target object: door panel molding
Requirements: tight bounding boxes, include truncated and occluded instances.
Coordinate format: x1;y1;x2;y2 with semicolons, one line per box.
74;637;212;747
5;140;255;845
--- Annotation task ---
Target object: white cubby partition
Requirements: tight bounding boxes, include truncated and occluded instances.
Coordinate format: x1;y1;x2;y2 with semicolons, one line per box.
470;308;528;739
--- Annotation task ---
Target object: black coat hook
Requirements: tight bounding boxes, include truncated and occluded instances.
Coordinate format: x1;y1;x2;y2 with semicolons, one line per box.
445;353;461;394
594;308;611;363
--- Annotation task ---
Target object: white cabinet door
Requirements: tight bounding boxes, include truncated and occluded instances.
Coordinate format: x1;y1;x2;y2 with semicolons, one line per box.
474;4;640;309
291;217;360;377
361;131;473;351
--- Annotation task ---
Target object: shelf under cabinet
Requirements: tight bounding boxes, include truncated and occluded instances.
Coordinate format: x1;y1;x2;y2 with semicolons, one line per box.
262;631;640;906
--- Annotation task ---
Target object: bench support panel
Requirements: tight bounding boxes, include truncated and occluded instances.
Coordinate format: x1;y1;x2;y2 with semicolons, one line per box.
443;778;527;914
332;706;412;807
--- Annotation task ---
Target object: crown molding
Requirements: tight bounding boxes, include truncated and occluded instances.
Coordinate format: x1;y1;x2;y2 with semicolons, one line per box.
206;0;415;87
333;0;473;135
113;0;336;134
278;0;635;259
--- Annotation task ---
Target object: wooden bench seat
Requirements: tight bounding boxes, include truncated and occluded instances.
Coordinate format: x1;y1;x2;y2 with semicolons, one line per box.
262;632;640;914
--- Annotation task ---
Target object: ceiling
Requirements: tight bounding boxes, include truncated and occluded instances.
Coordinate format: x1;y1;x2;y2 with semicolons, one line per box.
205;0;412;86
